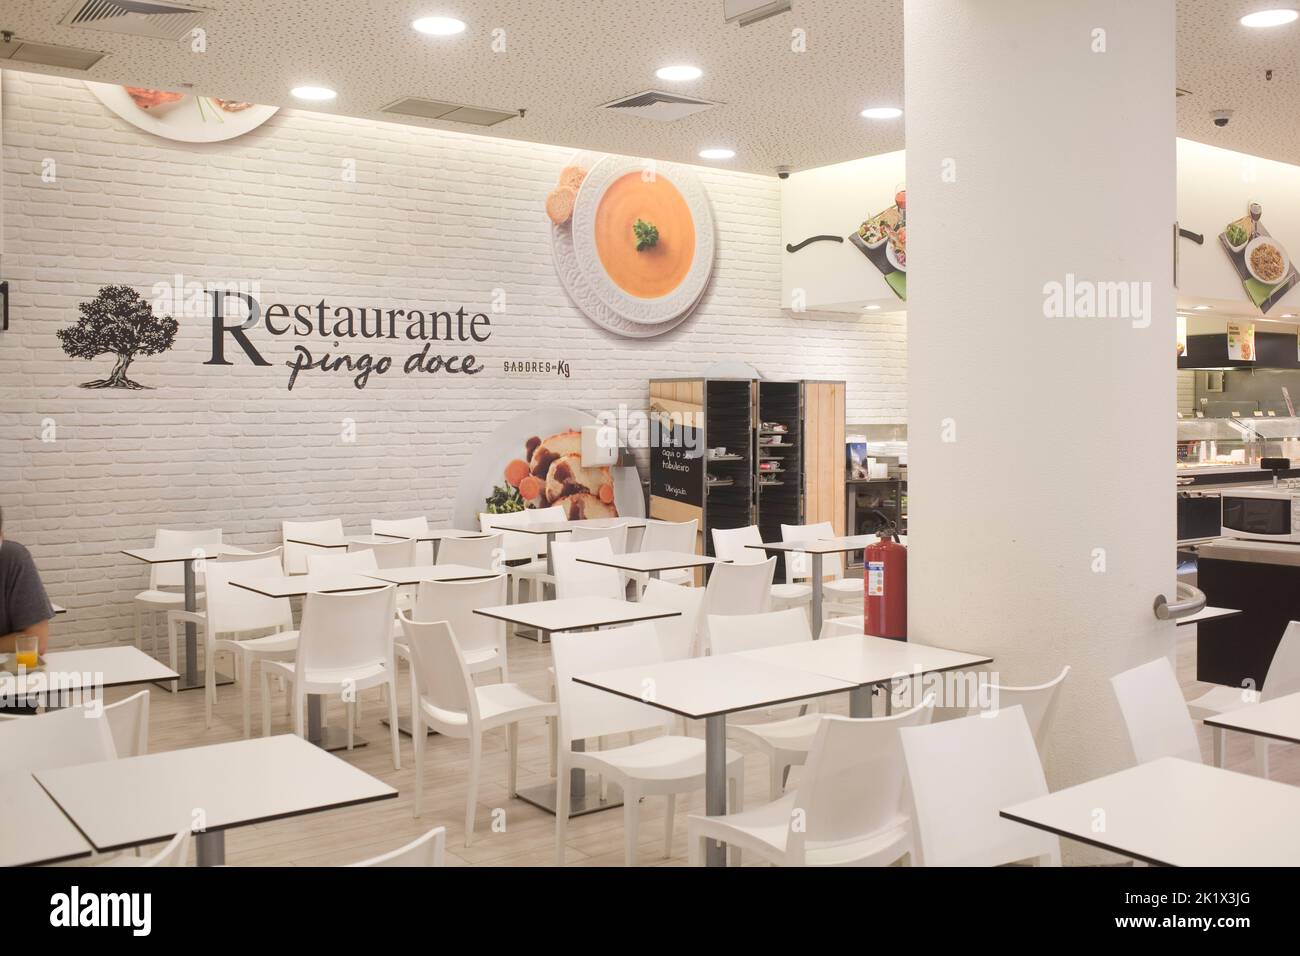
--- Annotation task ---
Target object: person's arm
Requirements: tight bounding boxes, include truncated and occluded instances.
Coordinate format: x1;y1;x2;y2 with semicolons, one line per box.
0;619;51;655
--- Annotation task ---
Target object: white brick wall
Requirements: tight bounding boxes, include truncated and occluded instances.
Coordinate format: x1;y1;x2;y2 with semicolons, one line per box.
0;71;907;647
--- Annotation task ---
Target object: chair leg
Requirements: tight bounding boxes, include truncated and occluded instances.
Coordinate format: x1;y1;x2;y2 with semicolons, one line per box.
1212;727;1225;768
769;759;784;801
204;646;216;729
1256;738;1270;779
555;757;570;865
241;655;253;739
134;604;143;652
729;775;743;867
465;734;483;847
387;677;401;771
346;699;355;751
413;707;427;819
292;688;305;739
663;793;676;860
167;616;179;694
506;722;519;797
260;670;273;738
623;789;640;866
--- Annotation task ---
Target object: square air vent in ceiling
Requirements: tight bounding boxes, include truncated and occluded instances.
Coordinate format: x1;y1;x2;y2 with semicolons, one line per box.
380;97;519;127
0;33;106;70
600;90;720;122
61;0;210;42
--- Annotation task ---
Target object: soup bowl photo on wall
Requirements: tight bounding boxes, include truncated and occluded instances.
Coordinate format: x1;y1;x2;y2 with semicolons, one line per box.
85;82;279;143
546;152;715;338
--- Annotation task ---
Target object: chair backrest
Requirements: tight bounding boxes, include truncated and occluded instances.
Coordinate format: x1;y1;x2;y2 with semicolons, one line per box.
151;528;223;588
551;624;675;743
0;705;118;772
351;537;416;569
1263;620;1300;700
400;615;474;721
298;587;396;673
711;524;765;564
641;518;698;555
1110;657;1202;764
641;580;706;660
479;510;536;563
204;552;295;634
348;826;446;867
437;533;504;570
307;548;379;575
900;706;1060;866
144;828;191;867
282;519;344;574
975;666;1071;755
530;505;567;523
788;701;935;863
552;538;624;601
572;524;629;554
372;516;433;565
780;521;843;583
104;689;150;758
704;557;775;617
414;575;509;666
707;607;811;656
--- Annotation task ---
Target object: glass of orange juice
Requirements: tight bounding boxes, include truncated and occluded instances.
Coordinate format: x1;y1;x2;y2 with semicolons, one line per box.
14;635;39;669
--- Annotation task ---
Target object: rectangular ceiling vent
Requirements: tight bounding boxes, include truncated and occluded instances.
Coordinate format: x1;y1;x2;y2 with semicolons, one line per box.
380;96;519;127
600;90;720;122
0;33;106;70
724;0;793;27
60;0;209;42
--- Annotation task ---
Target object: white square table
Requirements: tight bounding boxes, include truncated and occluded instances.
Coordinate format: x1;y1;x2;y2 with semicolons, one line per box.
739;633;994;717
1000;757;1300;866
35;734;398;866
122;543;252;691
1204;690;1300;748
575;654;856;866
0;773;93;867
229;573;392;751
474;596;681;817
372;527;491;561
489;517;650;577
358;563;500;587
745;534;879;625
576;550;716;599
2;646;179;705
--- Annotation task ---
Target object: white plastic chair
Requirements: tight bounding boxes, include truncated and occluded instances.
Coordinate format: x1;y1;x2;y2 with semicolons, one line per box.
688;701;934;866
412;575;510;680
551;623;745;865
168;549;299;736
1111;657;1203;765
633;519;699;591
282;518;344;575
481;510;552;601
969;666;1071;756
900;706;1061;866
712;525;811;612
104;689;150;757
781;521;864;617
437;533;503;570
709;608;825;797
372;516;433;565
704;557;776;619
571;524;629;554
307;548;378;575
1189;620;1300;775
642;579;706;661
350;537;416;569
1;704;118;771
552;538;624;601
347;826;446;866
401;615;554;845
133;528;221;658
261;586;402;768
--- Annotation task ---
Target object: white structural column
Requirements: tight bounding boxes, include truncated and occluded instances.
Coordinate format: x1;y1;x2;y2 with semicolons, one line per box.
905;0;1177;859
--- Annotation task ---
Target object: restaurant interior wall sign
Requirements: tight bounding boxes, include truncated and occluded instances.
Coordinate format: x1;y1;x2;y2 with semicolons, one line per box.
546;151;715;338
85;82;278;143
1219;202;1296;313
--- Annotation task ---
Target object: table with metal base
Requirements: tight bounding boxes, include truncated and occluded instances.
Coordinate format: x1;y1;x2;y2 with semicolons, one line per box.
746;534;879;632
577;550;717;602
307;693;367;752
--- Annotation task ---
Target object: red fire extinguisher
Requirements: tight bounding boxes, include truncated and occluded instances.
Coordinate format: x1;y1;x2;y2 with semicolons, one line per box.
863;523;906;640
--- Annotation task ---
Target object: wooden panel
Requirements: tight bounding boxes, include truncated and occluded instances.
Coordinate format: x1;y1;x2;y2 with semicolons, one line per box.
802;381;846;535
649;495;704;526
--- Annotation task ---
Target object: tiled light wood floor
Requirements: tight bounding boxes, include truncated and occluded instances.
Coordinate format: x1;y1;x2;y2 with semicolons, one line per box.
116;623;1297;866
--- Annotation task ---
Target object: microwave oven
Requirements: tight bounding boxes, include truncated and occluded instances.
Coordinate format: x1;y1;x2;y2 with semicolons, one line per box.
1221;488;1300;542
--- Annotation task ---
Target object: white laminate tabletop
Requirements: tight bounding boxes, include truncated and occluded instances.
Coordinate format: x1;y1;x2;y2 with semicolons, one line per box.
1001;757;1300;866
493;517;650;536
1205;691;1300;745
35;734;398;852
474;596;679;633
0;773;93;867
1;646;178;694
743;534;880;555
360;564;501;586
577;550;716;574
575;653;857;720
284;534;388;549
375;528;489;543
121;544;253;564
1176;605;1243;627
738;634;993;688
228;573;389;599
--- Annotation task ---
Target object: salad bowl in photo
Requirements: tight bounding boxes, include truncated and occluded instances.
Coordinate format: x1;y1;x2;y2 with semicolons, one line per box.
1245;236;1290;287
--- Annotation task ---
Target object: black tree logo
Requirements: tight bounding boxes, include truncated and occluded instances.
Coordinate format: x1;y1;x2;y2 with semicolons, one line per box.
57;285;179;390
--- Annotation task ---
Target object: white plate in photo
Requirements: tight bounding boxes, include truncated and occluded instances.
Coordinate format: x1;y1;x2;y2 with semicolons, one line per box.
86;82;278;143
1244;236;1290;287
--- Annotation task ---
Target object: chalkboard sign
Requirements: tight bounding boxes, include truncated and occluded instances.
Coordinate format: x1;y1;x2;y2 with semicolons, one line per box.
652;424;704;508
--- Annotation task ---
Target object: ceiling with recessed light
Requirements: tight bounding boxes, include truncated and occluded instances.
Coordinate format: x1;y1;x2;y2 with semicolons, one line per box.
2;0;1300;175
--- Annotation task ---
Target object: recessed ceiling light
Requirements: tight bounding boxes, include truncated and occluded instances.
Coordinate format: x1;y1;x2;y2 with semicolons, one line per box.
656;65;703;81
1194;305;1212;310
413;16;467;35
860;106;903;120
291;86;336;101
1240;9;1299;28
699;148;735;160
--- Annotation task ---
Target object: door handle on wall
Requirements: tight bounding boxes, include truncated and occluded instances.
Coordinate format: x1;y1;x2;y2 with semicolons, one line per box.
1153;581;1207;620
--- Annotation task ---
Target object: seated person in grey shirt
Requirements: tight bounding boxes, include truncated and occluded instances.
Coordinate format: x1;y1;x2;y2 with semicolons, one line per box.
0;507;55;657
